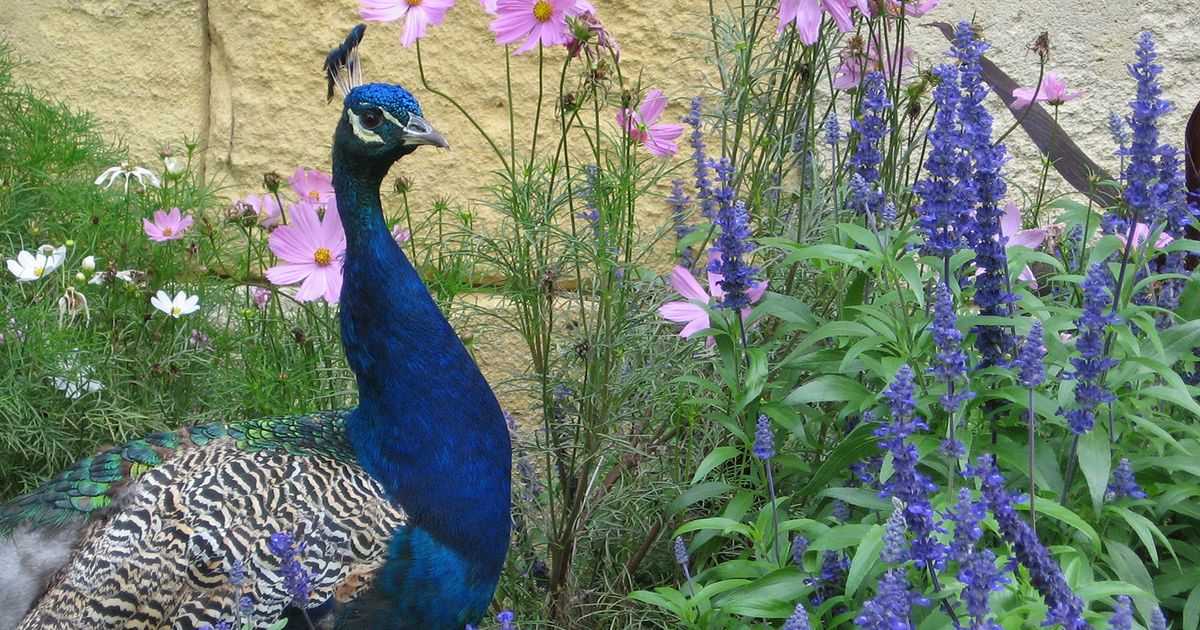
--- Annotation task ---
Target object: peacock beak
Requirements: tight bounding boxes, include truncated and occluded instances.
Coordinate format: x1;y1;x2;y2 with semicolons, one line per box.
401;114;450;149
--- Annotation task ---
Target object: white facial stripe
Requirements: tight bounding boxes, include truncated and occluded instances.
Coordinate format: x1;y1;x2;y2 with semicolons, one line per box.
380;109;406;129
346;109;385;144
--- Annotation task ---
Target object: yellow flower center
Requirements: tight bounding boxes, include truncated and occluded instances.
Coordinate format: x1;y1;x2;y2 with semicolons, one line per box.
314;247;333;266
172;306;181;316
162;227;174;236
34;266;45;277
308;191;321;200
533;0;553;21
406;0;421;4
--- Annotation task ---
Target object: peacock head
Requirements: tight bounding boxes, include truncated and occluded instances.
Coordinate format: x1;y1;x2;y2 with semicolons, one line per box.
335;83;449;163
325;25;447;165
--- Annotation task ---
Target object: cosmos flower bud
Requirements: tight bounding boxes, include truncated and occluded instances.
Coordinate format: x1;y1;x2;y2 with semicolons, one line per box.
81;255;96;273
163;156;185;177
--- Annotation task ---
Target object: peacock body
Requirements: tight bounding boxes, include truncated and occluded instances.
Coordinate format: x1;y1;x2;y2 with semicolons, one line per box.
0;25;511;630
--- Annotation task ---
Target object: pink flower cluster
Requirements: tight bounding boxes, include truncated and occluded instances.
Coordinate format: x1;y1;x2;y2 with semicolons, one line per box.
260;167;346;304
360;0;600;56
776;0;938;46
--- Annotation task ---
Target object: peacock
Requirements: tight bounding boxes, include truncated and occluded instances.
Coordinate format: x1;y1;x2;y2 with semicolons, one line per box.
0;25;511;630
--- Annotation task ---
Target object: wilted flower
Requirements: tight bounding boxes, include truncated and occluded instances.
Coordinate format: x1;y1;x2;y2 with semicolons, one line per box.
151;290;201;318
265;200;347;304
359;0;455;47
95;162;161;192
617;89;685;158
57;287;90;325
566;10;619;61
832;36;916;90
1012;71;1084;109
7;245;65;282
238;194;284;228
143;208;194;242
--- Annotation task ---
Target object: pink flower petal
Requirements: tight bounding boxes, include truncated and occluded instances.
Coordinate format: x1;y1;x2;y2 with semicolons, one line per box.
638;90;669;125
659;301;705;324
670;266;709;302
266;262;316;285
294;268;330;302
1009;228;1047;250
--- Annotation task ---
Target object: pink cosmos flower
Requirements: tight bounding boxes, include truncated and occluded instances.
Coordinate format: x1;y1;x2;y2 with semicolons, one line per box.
999;202;1048;287
143;208;194;242
866;0;939;17
659;256;768;347
1012;71;1083;109
776;0;856;45
832;37;915;89
1117;222;1174;252
490;0;586;55
359;0;456;47
391;224;412;245
265;200;347;304
617;89;685;159
289;167;335;206
252;286;272;310
239;193;283;228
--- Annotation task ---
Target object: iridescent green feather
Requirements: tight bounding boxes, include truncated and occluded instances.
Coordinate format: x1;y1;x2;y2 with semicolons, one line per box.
0;410;353;534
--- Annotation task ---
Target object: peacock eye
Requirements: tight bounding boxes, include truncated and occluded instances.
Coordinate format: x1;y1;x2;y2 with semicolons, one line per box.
360;108;384;130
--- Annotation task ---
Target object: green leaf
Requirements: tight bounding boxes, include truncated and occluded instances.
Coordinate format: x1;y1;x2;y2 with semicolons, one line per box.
1107;505;1175;567
795;424;879;497
628;587;693;619
845;524;884;598
1021;499;1101;552
817;487;891;512
1106;539;1157;621
691;447;741;485
675;517;755;540
1185;585;1200;630
669;482;734;515
810;524;873;552
1077;427;1111;517
1074;580;1153;600
784;375;872;406
1140;384;1200;417
1161;319;1200;365
738;348;768;411
713;568;809;618
781;243;870;270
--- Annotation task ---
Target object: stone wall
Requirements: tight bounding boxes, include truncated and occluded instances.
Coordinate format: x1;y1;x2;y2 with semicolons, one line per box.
3;0;1199;206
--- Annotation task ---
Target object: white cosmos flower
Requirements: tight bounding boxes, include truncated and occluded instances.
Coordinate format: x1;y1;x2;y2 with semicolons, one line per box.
51;351;104;399
163;156;185;176
6;245;66;282
95;162;162;192
151;290;200;318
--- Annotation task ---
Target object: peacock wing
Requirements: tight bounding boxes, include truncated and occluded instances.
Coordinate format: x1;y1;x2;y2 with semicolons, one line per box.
0;409;351;534
17;429;405;629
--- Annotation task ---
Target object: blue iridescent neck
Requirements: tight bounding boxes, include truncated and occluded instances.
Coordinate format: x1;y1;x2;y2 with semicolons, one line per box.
331;152;511;581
